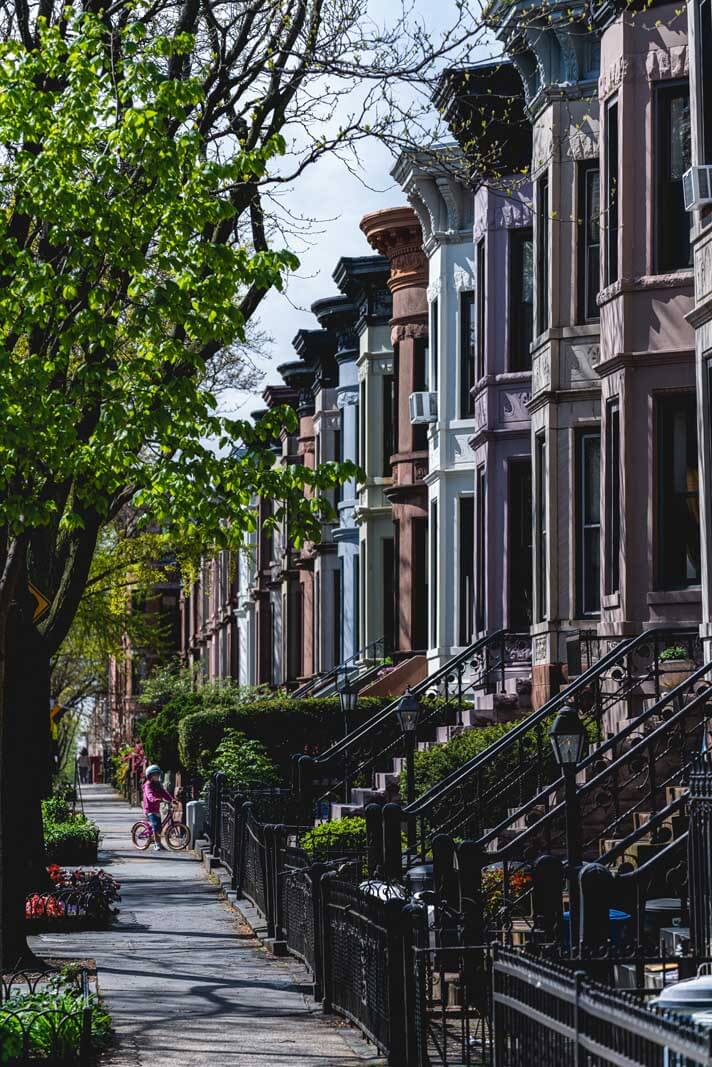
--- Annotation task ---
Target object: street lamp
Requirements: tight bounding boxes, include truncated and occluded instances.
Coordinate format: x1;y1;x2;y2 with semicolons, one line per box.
549;702;587;957
396;687;422;848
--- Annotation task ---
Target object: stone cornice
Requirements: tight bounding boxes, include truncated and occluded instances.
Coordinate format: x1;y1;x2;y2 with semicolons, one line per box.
598;271;694;307
360;207;428;293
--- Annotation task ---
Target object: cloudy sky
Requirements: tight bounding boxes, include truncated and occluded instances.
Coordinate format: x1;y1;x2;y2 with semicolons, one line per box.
223;0;492;419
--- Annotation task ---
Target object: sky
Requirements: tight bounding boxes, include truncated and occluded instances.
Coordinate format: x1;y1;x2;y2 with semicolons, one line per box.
225;0;489;419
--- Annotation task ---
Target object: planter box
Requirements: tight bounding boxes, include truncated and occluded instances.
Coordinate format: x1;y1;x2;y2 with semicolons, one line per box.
659;659;696;691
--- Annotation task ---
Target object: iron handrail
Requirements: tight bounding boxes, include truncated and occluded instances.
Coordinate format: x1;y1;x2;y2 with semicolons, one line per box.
492;664;712;863
306;628;506;768
404;626;700;820
291;636;386;699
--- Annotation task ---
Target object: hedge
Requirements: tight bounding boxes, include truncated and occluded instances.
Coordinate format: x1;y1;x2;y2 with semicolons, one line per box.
178;696;387;776
403;720;521;801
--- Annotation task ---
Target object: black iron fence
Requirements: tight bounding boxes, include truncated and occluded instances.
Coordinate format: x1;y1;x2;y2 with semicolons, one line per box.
492;947;712;1067
0;968;94;1065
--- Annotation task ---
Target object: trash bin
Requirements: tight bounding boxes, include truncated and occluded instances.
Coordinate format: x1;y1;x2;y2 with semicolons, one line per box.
563;907;631;952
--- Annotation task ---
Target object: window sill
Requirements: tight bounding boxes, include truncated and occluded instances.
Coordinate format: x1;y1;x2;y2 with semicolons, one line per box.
647;587;702;605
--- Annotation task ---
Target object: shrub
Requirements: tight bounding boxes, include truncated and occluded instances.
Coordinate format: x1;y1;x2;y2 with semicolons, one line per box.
660;645;690;662
403;721;521;801
137;663;282;769
178;696;386;777
204;729;280;789
43;804;101;865
300;816;368;859
26;867;121;929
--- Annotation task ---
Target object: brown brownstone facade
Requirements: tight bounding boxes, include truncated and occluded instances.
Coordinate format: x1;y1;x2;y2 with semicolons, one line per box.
361;207;429;656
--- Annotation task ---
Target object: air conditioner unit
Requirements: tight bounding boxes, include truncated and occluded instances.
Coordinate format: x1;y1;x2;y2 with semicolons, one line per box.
409;391;438;424
683;166;712;211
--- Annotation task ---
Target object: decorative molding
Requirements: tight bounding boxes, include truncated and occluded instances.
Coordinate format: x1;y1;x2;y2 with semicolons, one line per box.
499;389;532;422
696;239;712;303
645;45;688;83
497;197;533;230
532;349;551;395
534;635;548;663
435;175;464;233
453;265;474;292
474;392;487;430
336;387;359;408
598;56;637;100
321;412;341;432
569;117;599;160
391;323;428;345
562;341;601;386
427;278;443;304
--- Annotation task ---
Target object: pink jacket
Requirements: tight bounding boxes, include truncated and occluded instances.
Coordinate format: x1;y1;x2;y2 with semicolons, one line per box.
143;780;174;816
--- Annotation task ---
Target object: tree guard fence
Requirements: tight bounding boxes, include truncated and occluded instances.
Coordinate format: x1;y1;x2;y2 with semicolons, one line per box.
0;969;94;1065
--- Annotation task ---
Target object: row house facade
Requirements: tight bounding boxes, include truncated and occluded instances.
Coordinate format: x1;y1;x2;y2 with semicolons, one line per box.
178;0;710;719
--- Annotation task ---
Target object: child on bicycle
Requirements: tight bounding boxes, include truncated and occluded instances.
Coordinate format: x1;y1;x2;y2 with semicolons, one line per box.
143;765;174;851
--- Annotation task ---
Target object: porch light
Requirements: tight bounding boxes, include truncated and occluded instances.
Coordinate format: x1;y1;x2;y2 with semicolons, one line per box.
339;672;359;716
549;703;587;767
395;687;422;733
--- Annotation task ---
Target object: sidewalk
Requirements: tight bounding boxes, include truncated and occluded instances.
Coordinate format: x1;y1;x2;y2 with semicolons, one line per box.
31;785;383;1066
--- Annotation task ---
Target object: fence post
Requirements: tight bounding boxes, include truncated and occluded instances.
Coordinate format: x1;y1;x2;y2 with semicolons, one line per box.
366;802;384;877
320;870;337;1013
402;902;429;1067
211;772;226;856
262;824;276;939
384;896;408;1066
235;801;251;897
532;854;564;945
310;862;327;1001
230;793;245;891
573;970;584;1067
432;834;458;911
383;803;403;882
457;840;486;946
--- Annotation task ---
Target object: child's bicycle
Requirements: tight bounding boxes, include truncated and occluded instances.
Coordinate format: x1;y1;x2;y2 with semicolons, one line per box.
131;805;191;851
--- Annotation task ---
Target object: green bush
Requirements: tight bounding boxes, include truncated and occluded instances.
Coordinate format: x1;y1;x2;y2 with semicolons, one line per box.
42;801;101;864
660;645;690;662
300;816;367;859
137;663;287;770
404;721;521;801
178;696;386;777
205;729;280;789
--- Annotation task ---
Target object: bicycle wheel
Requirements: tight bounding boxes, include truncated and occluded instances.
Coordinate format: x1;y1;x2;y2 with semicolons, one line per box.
131;821;152;851
165;822;191;851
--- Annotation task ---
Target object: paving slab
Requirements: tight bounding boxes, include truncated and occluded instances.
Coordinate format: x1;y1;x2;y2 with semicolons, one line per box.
31;784;384;1067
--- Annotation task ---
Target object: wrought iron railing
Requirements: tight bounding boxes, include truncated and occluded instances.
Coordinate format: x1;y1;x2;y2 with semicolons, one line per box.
0;968;94;1064
291;636;387;699
298;629;532;810
404;626;703;856
492;946;712;1067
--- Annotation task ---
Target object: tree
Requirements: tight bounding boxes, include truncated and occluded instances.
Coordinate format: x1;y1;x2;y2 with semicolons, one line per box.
0;0;481;968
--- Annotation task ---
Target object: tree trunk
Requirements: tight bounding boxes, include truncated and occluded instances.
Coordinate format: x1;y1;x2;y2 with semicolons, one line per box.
1;601;51;971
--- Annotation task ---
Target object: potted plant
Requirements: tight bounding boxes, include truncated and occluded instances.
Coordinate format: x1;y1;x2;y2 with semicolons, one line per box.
659;645;696;690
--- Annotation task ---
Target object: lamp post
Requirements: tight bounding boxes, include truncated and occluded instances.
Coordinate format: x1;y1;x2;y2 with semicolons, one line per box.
549;702;587;957
396;687;422;848
339;671;359;803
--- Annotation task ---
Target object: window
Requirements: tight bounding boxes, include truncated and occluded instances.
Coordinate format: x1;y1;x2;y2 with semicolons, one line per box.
475;466;486;633
536;434;547;621
459;497;475;646
359;379;366;471
413;340;427;451
605;99;619;286
459;291;476;416
382;374;395;475
383;538;395;656
508;460;533;629
509;228;534;370
604;400;620;596
656;82;692;272
413;519;428;651
658;394;701;588
476;239;486;380
335;426;343;503
430;499;438;648
431;298;439;392
699;0;712;161
333;567;342;667
576;430;601;617
578;164;600;322
536;175;549;336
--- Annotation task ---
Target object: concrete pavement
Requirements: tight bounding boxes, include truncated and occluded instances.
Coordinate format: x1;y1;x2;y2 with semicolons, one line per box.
31;784;383;1066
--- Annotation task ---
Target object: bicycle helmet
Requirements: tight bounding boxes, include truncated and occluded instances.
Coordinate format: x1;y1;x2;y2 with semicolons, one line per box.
145;764;162;779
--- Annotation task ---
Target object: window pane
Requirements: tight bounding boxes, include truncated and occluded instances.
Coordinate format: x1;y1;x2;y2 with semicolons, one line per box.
658;393;700;587
460;291;475;416
510;228;533;370
656;83;691;272
577;430;601;616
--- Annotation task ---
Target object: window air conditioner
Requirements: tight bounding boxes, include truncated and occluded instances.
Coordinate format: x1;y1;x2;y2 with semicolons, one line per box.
409;391;438;424
683;166;712;211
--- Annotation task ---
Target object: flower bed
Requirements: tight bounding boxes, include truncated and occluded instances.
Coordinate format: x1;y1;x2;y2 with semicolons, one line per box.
26;868;120;932
0;967;111;1064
